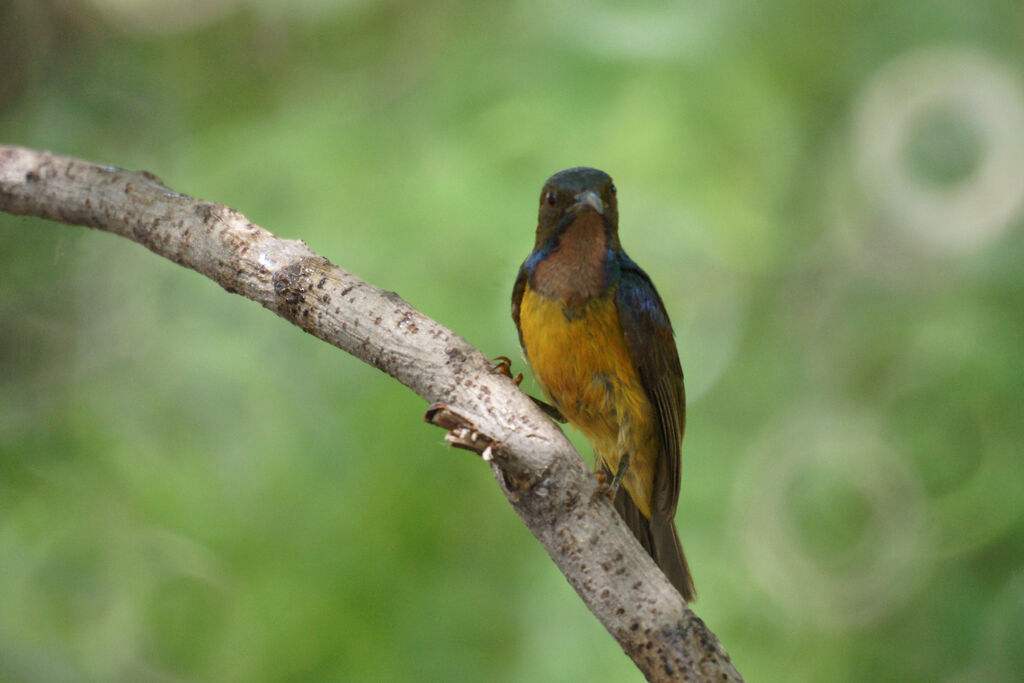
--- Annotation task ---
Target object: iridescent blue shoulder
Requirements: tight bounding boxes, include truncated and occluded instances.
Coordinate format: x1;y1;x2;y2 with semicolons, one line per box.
521;245;551;276
512;250;548;347
613;252;671;331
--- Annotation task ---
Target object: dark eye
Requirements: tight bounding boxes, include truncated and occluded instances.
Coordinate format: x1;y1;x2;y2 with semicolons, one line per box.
609;183;617;197
544;191;557;207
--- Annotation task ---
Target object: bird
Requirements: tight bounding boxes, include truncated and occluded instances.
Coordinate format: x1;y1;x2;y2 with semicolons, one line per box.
511;166;695;602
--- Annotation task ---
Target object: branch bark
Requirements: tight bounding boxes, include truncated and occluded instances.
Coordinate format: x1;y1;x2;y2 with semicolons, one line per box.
0;145;743;682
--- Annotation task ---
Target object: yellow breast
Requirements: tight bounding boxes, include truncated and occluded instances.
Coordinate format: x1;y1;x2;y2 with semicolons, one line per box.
518;283;658;516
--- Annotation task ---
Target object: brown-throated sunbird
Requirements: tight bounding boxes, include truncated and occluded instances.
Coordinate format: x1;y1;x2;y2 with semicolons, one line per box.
511;167;695;601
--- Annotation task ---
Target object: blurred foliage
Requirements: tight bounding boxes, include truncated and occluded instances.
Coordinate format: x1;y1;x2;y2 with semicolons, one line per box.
2;0;1024;680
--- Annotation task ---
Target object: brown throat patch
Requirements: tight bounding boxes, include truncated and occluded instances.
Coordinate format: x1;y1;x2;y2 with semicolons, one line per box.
531;211;608;307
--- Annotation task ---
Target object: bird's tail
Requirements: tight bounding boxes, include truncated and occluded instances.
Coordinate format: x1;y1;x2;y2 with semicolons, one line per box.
613;487;696;603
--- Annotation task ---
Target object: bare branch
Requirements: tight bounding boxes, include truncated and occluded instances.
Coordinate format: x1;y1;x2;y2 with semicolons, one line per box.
0;145;742;682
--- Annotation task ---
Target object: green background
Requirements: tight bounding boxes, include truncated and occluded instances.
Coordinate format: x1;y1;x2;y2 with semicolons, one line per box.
2;1;1023;680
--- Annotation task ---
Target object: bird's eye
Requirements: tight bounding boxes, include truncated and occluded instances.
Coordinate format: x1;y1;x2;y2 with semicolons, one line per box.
544;191;557;207
609;183;617;197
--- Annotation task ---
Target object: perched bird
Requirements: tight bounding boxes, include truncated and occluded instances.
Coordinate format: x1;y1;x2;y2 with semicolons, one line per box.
511;167;695;602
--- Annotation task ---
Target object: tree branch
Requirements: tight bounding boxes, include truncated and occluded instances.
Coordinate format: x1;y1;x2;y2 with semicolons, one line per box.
0;145;742;682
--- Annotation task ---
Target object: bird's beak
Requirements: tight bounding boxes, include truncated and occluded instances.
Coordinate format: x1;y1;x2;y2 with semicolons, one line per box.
571;190;604;215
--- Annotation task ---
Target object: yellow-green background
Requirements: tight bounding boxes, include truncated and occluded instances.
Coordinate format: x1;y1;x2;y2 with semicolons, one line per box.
2;1;1023;680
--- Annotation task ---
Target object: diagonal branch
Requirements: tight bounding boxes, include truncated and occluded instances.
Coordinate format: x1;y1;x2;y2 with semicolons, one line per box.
0;144;742;682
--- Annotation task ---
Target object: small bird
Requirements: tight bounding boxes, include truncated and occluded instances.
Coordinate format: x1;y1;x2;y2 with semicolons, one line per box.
511;167;695;602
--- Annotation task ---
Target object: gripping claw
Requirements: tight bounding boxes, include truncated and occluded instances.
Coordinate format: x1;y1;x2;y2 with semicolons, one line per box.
597;453;631;500
492;355;524;385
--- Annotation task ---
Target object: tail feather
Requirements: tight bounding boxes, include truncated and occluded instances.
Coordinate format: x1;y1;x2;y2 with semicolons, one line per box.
613;487;696;602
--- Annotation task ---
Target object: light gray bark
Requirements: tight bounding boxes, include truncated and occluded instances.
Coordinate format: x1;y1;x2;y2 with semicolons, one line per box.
0;145;742;682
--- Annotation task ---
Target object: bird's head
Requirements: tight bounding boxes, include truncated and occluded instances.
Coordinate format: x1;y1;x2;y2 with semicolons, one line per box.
534;166;619;249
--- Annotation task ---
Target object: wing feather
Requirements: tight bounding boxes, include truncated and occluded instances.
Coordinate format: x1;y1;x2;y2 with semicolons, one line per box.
614;256;686;517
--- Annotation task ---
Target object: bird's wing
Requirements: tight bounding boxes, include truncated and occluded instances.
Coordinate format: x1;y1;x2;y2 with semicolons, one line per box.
614;255;686;516
511;261;529;350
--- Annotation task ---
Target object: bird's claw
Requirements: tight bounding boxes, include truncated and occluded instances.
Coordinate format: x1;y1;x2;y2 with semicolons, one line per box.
596;453;631;500
491;355;524;385
492;356;567;423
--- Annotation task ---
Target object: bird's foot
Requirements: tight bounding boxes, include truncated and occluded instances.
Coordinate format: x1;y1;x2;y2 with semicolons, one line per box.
491;355;567;423
532;397;567;423
491;355;523;385
597;453;631;500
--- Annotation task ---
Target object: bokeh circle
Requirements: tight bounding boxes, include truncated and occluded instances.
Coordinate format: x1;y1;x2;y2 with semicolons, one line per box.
851;47;1024;254
733;408;931;629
